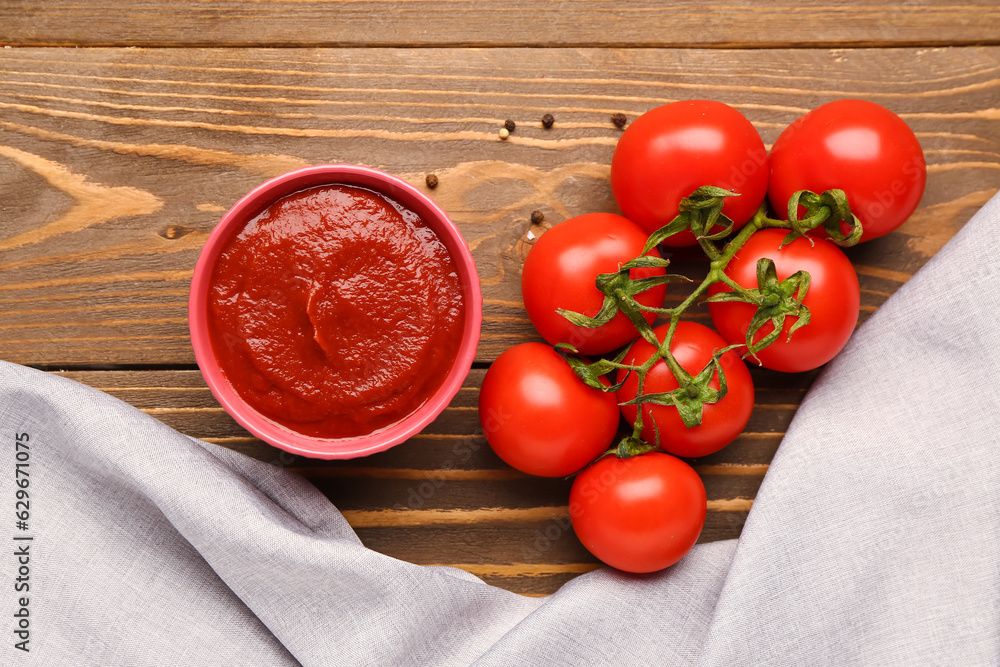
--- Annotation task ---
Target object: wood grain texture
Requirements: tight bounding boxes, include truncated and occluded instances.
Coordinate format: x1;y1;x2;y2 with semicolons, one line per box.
3;1;999;48
1;46;997;366
5;40;1000;596
51;367;782;593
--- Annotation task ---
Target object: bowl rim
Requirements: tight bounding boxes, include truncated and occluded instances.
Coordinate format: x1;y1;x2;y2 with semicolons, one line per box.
188;164;482;460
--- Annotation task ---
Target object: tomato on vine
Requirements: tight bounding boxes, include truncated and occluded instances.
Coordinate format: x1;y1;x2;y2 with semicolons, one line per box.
521;213;667;355
616;321;755;458
708;229;860;373
478;343;620;477
768;99;926;242
491;97;927;574
570;452;706;573
610;100;768;246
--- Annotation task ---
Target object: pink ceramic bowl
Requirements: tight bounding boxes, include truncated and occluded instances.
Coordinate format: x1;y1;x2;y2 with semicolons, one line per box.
188;164;482;459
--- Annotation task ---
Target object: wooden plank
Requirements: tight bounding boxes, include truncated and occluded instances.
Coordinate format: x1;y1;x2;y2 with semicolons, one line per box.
56;367;768;594
2;1;999;48
1;46;997;366
55;366;795;465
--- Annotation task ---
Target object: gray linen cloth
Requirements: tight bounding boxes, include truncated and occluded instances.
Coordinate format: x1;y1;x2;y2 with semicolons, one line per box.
3;192;1000;665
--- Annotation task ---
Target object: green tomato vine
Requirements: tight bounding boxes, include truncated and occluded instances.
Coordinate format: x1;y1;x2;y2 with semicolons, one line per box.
557;186;862;458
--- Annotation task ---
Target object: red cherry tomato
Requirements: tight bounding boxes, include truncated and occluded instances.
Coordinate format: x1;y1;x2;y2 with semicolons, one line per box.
616;321;754;458
768;99;926;242
478;343;620;477
708;229;860;373
611;100;768;246
570;452;706;573
521;213;666;355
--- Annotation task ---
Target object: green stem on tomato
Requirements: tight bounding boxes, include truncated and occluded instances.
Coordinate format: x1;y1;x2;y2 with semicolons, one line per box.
616;202;806;447
716;272;757;301
696;235;722;263
561;190;860;461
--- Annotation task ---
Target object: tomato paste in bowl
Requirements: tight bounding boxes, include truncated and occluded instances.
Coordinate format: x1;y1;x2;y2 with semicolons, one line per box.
189;165;482;459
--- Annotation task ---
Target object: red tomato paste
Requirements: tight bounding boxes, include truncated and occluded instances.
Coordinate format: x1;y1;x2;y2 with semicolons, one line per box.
207;184;466;438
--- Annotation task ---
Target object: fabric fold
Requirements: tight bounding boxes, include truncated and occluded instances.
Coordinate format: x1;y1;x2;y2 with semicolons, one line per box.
3;192;999;665
695;193;1000;665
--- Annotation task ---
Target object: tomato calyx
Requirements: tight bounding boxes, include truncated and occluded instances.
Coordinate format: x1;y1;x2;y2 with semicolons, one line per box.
642;186;739;251
555;343;632;393
554;184;863;449
618;347;735;428
556;254;689;340
707;258;812;357
612;436;661;460
783;188;862;248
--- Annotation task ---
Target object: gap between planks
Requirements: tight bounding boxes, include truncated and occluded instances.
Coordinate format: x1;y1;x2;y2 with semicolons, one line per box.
428;562;603;578
289;464;769;481
6;40;1000;50
341;500;753;527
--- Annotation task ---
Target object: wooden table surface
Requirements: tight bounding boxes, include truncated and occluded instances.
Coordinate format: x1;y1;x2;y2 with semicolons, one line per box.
2;3;998;596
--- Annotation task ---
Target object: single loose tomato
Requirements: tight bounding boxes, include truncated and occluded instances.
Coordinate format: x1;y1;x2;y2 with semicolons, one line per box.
708;229;860;373
570;452;706;573
479;343;620;477
521;213;666;355
768;99;926;242
610;100;768;246
616;321;754;458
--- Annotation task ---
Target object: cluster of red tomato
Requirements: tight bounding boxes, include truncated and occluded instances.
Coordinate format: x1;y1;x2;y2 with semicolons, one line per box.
478;99;926;573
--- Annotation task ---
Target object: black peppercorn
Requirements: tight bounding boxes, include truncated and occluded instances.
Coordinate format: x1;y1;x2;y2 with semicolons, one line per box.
541;113;555;129
504;119;516;132
425;174;438;189
530;210;544;225
611;113;627;129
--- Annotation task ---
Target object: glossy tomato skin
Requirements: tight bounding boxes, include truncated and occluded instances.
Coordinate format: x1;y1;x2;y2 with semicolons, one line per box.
768;99;926;242
610;100;769;246
479;343;620;477
708;229;860;373
616;321;754;458
521;213;666;355
570;452;706;573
